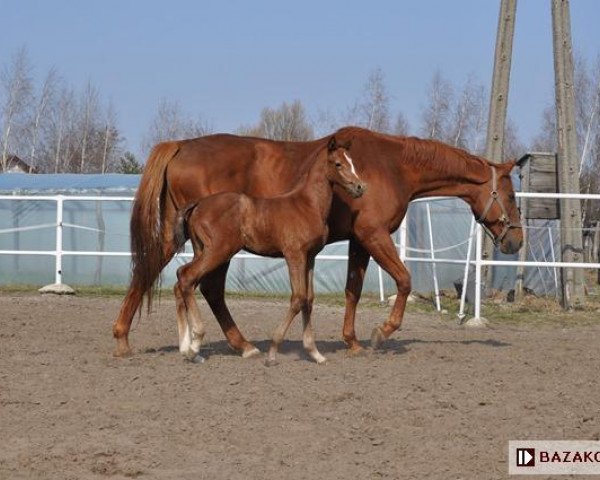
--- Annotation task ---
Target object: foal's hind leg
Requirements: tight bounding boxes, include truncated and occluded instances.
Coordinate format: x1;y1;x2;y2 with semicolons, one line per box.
174;280;202;362
200;262;260;359
266;254;308;366
301;257;326;364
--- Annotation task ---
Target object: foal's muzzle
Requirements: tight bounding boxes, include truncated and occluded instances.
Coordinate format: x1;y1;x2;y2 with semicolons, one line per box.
348;182;367;199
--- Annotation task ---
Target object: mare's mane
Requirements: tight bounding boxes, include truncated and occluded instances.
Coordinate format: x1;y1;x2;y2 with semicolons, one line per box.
335;126;493;182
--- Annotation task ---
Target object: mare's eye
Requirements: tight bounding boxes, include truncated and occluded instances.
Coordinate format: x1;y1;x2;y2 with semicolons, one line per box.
335;162;342;169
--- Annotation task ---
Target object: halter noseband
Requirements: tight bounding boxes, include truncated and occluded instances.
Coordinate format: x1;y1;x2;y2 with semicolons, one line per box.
476;165;521;245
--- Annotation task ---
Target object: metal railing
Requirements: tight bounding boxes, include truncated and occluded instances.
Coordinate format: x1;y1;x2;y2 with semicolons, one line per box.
1;192;599;321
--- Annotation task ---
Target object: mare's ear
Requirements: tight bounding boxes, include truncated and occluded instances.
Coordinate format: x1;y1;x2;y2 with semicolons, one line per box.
327;136;338;152
504;159;518;171
341;139;352;150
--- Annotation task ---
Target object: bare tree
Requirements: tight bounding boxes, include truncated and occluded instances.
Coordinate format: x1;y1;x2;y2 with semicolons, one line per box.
346;67;391;133
531;105;557;152
79;81;99;172
47;86;75;173
448;76;487;151
28;67;58;172
503;118;525;160
238;100;313;141
143;98;211;155
0;47;33;171
393;111;410;136
311;108;340;138
420;70;453;141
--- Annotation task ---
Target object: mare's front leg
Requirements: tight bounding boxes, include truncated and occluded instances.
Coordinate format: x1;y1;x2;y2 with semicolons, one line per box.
200;262;260;359
342;238;371;353
301;256;326;364
266;254;308;366
355;228;411;349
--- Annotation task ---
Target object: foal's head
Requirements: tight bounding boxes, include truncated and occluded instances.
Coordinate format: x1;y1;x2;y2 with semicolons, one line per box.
326;136;366;199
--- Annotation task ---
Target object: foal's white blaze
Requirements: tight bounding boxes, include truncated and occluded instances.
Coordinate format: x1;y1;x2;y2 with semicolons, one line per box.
343;152;358;177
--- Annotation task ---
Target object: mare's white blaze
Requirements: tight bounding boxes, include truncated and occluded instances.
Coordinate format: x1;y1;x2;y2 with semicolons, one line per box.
343;152;358;177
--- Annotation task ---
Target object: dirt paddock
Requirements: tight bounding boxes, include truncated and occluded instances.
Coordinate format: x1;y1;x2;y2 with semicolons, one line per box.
1;293;599;479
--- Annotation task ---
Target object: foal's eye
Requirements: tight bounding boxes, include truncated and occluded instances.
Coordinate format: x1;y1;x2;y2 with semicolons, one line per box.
335;162;342;169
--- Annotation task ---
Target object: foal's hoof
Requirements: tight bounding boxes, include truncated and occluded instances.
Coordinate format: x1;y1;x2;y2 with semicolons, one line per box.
370;327;386;350
242;346;261;359
113;345;133;358
264;358;279;367
183;351;205;364
190;354;205;364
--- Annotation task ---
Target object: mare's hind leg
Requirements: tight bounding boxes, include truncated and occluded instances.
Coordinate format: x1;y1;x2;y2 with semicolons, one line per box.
112;241;177;357
266;254;308;366
112;286;143;357
200;262;260;359
342;238;371;353
301;257;326;364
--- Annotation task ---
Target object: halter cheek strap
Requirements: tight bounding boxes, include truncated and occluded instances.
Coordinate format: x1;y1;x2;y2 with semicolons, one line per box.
476;165;521;245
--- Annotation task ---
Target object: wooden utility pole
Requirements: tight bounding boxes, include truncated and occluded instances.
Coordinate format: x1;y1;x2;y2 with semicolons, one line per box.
551;0;586;308
483;0;518;291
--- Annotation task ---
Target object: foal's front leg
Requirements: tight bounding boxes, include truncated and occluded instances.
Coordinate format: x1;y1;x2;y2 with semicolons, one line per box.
265;254;308;366
301;256;326;364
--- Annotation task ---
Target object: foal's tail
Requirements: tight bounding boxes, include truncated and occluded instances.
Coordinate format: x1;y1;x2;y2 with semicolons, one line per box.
130;141;181;312
173;202;199;252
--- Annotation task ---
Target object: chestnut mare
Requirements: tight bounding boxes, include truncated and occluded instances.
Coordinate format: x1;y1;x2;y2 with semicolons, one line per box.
173;137;365;365
113;126;522;357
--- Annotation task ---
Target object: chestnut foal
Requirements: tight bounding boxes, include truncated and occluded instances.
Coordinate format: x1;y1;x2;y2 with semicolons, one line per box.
173;137;366;365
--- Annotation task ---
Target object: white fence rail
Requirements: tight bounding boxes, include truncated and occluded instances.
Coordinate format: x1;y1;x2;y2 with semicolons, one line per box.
1;192;599;321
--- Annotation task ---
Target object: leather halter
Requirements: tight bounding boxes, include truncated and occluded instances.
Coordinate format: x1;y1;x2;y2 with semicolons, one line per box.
476;165;521;245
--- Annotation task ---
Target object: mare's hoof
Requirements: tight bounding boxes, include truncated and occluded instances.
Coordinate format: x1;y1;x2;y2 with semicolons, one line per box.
242;347;261;359
346;344;366;357
370;327;386;350
264;358;279;367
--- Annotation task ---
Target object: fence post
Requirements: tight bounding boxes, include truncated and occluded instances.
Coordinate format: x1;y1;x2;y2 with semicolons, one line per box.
39;195;74;294
426;203;441;311
552;0;586;308
458;217;476;322
55;196;63;285
465;223;487;326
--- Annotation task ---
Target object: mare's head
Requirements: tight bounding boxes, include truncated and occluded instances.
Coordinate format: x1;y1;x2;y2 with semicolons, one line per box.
326;136;366;199
471;160;523;254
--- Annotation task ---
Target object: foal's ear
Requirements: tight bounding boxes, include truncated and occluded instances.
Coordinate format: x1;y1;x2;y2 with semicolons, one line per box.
342;139;352;150
327;136;338;152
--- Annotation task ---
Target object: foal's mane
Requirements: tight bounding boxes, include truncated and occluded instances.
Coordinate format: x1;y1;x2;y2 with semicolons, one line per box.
335;126;492;183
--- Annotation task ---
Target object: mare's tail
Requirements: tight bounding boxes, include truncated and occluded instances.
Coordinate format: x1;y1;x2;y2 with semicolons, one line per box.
130;141;181;312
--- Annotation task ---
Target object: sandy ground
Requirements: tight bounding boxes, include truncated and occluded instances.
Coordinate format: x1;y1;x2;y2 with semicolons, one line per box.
1;293;599;480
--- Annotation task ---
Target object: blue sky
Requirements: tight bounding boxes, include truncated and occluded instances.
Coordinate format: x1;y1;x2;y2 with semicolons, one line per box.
2;0;599;158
